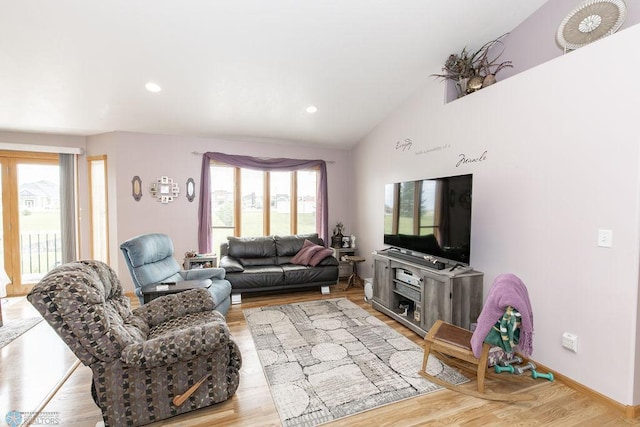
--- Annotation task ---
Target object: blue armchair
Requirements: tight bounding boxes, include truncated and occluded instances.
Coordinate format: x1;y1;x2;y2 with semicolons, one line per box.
120;233;232;315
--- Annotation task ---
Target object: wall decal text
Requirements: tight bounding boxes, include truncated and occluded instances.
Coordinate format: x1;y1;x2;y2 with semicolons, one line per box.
395;138;413;152
415;144;451;156
456;150;487;167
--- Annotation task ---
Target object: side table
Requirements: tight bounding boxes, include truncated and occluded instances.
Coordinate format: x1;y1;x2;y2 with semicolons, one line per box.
141;279;212;304
343;255;366;291
332;247;356;281
183;254;217;269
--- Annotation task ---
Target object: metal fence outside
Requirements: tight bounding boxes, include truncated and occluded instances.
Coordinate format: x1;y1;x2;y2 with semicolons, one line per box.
20;232;61;276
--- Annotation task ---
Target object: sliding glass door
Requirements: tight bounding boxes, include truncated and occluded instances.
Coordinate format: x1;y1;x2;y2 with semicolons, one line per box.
0;152;61;295
0;163;5;294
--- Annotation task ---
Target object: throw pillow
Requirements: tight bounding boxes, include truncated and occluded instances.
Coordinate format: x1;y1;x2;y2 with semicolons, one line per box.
308;247;333;266
290;239;324;265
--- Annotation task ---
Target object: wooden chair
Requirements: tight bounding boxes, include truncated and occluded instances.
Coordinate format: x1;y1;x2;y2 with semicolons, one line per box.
419;319;534;401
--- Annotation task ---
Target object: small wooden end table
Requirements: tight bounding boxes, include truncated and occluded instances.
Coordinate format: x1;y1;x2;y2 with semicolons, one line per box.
343;255;366;291
183;254;217;269
141;279;211;304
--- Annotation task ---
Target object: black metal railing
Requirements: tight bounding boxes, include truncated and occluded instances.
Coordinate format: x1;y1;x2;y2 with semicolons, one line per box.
20;232;61;275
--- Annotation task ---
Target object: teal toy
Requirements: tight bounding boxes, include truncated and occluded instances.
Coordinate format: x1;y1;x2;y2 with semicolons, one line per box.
494;364;515;374
531;370;554;381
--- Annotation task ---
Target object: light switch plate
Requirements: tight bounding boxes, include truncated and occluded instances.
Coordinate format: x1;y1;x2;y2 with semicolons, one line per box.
562;332;578;352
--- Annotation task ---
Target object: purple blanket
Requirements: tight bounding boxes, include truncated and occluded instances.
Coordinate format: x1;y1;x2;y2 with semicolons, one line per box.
470;273;534;358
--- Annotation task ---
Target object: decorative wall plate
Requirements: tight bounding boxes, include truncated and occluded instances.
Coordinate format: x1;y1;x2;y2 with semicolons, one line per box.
557;0;627;51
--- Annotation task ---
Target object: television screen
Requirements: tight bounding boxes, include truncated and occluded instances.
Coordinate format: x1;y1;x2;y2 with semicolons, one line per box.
384;174;472;265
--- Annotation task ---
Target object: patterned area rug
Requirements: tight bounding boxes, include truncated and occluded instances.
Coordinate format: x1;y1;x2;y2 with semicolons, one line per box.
244;298;468;427
0;317;43;349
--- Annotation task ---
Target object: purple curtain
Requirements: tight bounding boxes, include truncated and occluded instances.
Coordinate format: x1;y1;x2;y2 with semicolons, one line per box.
198;152;329;253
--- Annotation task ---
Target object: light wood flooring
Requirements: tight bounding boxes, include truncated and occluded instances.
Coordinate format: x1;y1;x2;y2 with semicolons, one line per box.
1;285;638;427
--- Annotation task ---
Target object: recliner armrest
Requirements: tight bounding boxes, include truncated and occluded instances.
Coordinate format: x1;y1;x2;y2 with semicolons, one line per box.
180;267;226;281
132;288;215;327
120;318;230;368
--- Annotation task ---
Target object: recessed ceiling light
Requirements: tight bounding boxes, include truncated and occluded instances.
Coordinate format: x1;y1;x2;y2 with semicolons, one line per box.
145;82;162;93
306;105;318;114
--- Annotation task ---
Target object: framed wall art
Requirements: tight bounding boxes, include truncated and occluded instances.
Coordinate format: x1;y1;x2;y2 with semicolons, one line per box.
149;176;180;203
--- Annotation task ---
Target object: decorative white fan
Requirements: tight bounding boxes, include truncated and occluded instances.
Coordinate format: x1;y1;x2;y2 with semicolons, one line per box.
557;0;627;51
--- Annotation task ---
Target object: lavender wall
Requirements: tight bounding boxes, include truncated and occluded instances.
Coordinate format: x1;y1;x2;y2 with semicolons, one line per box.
500;0;640;81
445;1;640;101
85;132;353;293
352;24;640;406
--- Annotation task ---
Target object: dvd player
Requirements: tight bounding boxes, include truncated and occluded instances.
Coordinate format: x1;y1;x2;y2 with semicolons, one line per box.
395;269;420;286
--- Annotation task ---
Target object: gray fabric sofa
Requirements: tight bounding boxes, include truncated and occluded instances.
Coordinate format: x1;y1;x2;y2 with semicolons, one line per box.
219;234;339;299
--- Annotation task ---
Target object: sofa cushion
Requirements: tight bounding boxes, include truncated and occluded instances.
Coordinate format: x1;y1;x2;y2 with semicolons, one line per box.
228;236;277;259
316;255;339;267
183;267;226;281
282;264;339;285
225;266;285;290
290;239;325;265
308;247;334;266
274;234;320;256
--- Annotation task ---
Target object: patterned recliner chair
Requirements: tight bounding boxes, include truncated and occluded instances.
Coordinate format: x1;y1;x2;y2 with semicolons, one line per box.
27;260;241;427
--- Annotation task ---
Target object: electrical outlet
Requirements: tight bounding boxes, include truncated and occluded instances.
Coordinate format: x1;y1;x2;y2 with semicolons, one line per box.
562;332;578;352
598;229;613;248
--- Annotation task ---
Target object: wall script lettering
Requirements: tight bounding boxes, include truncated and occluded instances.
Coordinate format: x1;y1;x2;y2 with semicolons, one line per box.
395;138;413;151
415;144;451;156
456;150;487;167
393;138;452;156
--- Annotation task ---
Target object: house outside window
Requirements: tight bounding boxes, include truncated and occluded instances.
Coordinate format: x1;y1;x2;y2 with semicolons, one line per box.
210;163;318;252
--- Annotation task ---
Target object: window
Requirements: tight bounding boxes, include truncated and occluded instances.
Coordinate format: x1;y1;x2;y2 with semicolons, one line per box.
210;165;236;251
296;170;317;235
269;171;291;236
0;152;62;295
209;163;319;252
88;156;109;263
199;152;328;254
240;169;264;236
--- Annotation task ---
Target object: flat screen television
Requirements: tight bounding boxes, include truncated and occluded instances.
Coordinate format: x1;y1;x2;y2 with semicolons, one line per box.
384;174;473;265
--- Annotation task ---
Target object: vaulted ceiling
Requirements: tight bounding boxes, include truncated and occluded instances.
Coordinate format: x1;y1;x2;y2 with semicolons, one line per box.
0;1;549;148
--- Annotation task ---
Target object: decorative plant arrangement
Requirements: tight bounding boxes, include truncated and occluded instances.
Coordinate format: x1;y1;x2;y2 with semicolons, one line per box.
332;222;345;248
432;34;513;98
